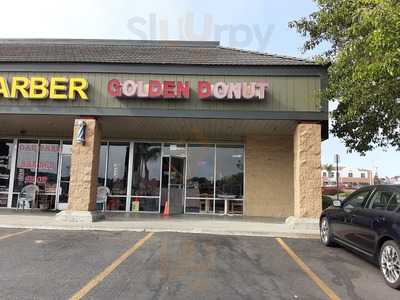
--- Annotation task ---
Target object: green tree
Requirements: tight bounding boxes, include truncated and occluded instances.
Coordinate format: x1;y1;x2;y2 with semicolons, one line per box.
322;164;334;174
289;0;400;153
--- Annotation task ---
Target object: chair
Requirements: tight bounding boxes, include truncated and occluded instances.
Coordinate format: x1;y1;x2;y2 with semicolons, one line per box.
96;186;110;211
17;185;39;210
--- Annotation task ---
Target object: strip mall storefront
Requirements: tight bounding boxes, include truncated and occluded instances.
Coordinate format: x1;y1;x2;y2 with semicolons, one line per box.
0;39;328;220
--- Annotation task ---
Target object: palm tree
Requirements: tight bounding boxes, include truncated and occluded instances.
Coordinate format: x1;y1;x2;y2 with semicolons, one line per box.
138;144;161;182
323;164;334;174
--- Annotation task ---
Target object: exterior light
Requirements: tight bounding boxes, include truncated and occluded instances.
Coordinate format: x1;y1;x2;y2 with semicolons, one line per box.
76;121;87;145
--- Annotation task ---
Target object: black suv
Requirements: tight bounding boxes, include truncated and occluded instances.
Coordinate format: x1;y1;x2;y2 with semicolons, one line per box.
320;185;400;289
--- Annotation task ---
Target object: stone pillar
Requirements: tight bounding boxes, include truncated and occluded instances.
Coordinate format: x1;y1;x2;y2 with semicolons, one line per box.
56;117;104;222
293;122;322;218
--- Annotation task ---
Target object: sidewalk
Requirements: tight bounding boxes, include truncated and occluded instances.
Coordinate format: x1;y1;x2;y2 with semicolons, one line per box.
0;210;320;239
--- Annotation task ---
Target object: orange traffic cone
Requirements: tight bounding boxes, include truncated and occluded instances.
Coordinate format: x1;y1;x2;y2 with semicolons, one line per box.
163;200;169;217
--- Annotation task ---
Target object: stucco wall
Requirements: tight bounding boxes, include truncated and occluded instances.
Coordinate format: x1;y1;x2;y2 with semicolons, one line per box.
244;135;294;217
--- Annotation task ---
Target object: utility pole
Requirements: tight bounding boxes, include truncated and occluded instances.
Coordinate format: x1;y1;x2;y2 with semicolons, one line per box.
334;154;340;201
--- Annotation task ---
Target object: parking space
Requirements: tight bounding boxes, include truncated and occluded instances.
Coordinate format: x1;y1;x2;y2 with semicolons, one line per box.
0;228;398;300
85;233;327;300
285;238;400;299
0;229;147;299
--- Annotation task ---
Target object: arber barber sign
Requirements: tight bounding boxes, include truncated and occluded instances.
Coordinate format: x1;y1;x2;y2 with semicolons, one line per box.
0;76;89;100
108;79;268;100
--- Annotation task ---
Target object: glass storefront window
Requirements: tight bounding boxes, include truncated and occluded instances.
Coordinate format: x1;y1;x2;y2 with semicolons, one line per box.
163;144;186;157
131;143;161;197
130;197;159;212
106;196;127;211
185;198;213;214
215;199;225;214
3;139;245;214
58;142;72;208
215;145;244;200
106;143;129;196
37;141;59;194
12;140;60;209
228;200;243;215
0;194;8;208
186;144;215;199
97;143;108;187
13;140;38;193
0;140;13;207
36;141;60;209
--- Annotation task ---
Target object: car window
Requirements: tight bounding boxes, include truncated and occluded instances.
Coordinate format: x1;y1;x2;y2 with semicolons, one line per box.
343;190;371;210
368;191;393;210
387;192;400;212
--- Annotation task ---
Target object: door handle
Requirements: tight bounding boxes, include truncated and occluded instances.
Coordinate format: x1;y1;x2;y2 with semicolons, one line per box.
374;216;386;224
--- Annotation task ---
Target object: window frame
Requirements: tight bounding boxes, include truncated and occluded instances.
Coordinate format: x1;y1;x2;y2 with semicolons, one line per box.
342;188;374;211
386;191;400;212
366;190;394;211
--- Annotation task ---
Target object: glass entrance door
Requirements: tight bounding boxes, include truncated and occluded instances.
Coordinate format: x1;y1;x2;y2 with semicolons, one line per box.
168;156;185;215
56;143;71;210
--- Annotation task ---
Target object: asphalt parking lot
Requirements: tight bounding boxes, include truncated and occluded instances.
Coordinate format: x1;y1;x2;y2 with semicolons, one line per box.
0;228;398;300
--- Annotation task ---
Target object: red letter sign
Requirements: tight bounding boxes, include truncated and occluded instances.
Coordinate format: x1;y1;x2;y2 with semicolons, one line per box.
148;80;162;98
163;80;176;98
177;81;190;98
108;79;122;97
198;81;211;99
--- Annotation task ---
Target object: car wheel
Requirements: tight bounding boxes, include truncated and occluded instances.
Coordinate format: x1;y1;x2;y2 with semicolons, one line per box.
320;217;335;246
380;240;400;289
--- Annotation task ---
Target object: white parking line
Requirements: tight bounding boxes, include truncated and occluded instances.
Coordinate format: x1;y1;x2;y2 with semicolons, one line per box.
0;229;33;241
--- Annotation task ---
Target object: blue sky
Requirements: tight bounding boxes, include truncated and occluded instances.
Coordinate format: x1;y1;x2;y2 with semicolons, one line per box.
0;0;398;176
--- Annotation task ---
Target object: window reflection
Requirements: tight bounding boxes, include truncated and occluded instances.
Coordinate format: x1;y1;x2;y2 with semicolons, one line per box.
106;143;129;195
12;140;60;209
4;139;246;215
97;143;108;187
131;197;159;212
215;145;244;199
37;141;59;195
185;198;213;214
59;143;72;205
163;144;186;157
186;145;215;198
132;143;161;197
0;140;13;207
106;197;127;211
14;140;38;193
37;141;59;209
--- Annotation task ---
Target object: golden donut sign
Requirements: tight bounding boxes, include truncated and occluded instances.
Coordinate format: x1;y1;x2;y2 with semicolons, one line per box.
108;79;269;100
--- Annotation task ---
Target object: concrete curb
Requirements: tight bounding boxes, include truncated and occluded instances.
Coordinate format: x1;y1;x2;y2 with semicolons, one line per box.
285;216;320;231
0;223;319;239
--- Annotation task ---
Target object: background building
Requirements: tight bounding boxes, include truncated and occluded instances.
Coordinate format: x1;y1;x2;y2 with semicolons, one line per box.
322;166;374;189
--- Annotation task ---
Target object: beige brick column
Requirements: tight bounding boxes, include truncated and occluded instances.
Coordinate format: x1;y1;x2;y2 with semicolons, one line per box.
244;135;294;217
293;122;322;218
56;117;103;222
